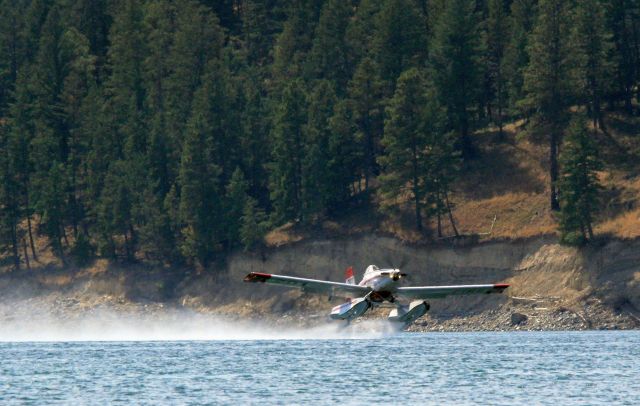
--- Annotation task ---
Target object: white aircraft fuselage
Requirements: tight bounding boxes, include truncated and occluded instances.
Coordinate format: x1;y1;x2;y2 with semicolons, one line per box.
356;266;404;302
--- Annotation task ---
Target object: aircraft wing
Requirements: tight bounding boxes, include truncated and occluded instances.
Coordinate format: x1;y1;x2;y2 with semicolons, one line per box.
243;272;371;297
396;283;509;299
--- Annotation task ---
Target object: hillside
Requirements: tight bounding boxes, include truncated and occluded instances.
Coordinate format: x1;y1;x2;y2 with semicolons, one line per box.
3;0;640;270
266;113;640;246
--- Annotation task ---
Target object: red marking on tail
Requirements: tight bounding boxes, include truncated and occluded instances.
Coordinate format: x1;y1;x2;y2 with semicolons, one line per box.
345;267;354;280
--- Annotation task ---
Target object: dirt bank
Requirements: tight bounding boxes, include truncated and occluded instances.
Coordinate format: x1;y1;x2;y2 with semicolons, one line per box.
1;236;639;332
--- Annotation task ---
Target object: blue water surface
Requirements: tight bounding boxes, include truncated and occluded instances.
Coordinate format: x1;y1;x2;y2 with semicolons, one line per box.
1;331;638;405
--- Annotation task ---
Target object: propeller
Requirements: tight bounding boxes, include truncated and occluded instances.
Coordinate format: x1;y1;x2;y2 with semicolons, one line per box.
380;254;411;282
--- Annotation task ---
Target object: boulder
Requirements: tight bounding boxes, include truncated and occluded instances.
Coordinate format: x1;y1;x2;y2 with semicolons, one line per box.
511;312;528;326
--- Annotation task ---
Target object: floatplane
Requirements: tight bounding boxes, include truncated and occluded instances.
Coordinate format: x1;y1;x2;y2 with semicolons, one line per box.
244;265;509;325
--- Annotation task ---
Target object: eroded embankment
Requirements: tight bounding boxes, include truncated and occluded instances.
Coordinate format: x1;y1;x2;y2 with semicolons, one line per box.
1;236;639;332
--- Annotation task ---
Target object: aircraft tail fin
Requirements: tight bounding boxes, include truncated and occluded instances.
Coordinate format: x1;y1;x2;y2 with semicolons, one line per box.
345;266;355;285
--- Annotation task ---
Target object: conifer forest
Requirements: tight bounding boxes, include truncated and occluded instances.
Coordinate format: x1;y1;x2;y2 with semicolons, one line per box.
1;0;639;270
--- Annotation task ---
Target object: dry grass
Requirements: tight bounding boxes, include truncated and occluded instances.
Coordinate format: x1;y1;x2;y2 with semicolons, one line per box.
265;222;305;246
441;192;557;240
265;114;639;245
596;208;640;239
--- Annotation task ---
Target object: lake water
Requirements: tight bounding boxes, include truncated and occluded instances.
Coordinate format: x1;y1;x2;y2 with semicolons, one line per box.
1;329;638;405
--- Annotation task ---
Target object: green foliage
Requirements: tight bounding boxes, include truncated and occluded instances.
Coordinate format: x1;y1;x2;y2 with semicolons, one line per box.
178;98;223;267
558;115;603;245
306;0;352;92
605;0;640;113
1;0;636;268
71;231;94;266
503;0;536;114
327;99;360;207
520;0;575;211
269;79;307;224
429;0;483;159
347;57;384;189
301;80;336;221
240;196;268;251
225;167;250;247
572;0;614;130
379;68;454;232
373;0;427;93
485;0;510;134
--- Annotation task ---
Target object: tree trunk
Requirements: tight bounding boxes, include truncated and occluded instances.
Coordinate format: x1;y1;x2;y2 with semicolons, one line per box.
497;69;504;140
61;226;70;248
22;239;30;270
411;140;422;232
460;116;474;160
10;221;20;271
128;223;137;261
436;191;442;237
444;191;459;237
25;189;38;261
123;231;130;260
550;131;560;211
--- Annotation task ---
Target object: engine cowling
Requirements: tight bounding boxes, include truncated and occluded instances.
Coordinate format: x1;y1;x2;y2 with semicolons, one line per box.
330;297;371;320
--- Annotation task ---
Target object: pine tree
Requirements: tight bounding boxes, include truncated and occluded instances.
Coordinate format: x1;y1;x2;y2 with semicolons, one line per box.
271;3;318;88
327;100;360;206
143;0;177;199
178;110;223;267
166;0;223;160
105;0;147;159
428;129;460;238
520;0;575;211
60;27;97;238
0;123;22;269
606;1;640;113
347;57;384;190
139;0;175;262
373;0;427;94
27;6;84;256
138;187;175;263
430;0;483;160
269;79;307;224
379;68;441;232
558;115;603;245
239;72;270;209
345;0;382;63
573;0;614;130
485;0;510;137
7;70;38;261
240;196;268;251
503;0;536;116
186;59;241;184
34;163;68;257
301;80;336;221
80;85;114;230
306;0;352;92
66;0;111;67
242;0;276;65
225;167;250;247
0;0;26;116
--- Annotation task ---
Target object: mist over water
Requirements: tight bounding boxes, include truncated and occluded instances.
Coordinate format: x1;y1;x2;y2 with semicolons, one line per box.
0;306;401;342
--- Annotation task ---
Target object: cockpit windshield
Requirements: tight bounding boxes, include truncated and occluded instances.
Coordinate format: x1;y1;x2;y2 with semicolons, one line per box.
365;265;379;274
